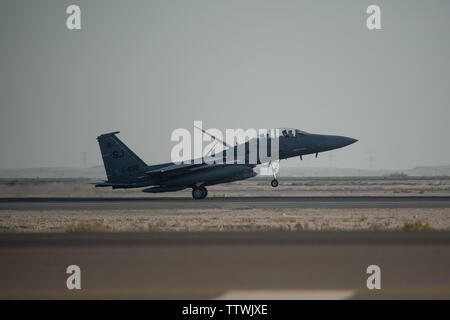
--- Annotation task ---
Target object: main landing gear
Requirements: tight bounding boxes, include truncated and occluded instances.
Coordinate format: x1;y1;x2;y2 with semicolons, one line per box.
271;179;279;188
192;186;208;200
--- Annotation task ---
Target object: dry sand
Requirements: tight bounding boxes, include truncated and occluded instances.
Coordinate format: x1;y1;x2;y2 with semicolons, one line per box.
1;207;450;233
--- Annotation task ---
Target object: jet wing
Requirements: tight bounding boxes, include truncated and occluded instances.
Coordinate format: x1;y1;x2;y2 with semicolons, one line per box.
144;163;205;176
144;161;255;177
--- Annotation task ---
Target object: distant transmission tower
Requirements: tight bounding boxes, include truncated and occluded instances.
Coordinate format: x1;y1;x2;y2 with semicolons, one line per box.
367;149;375;169
81;152;88;168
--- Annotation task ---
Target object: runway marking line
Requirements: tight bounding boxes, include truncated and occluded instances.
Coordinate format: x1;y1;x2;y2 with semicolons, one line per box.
214;290;356;300
1;287;450;299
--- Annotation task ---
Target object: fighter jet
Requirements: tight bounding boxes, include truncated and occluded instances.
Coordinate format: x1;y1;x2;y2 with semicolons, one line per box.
95;129;357;199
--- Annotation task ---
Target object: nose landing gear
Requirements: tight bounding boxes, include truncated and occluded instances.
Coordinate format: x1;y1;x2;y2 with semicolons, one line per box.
192;186;208;200
264;159;280;188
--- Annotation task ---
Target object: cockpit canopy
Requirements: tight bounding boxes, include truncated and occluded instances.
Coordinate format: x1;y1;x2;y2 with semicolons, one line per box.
279;128;309;138
257;128;309;139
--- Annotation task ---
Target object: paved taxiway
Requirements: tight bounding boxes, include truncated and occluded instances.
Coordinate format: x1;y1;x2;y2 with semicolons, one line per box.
1;196;450;210
1;232;449;299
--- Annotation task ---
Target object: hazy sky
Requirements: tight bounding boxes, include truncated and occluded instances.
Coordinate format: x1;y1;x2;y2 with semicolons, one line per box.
1;0;449;170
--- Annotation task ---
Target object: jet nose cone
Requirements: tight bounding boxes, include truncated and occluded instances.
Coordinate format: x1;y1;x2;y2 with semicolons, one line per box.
324;135;358;150
343;137;358;146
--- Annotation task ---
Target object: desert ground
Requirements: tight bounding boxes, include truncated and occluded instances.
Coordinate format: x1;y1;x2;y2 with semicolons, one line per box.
1;176;450;232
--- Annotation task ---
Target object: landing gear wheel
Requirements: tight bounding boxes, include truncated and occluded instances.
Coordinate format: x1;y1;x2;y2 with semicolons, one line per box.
271;179;279;188
192;187;208;199
192;188;204;200
201;187;208;198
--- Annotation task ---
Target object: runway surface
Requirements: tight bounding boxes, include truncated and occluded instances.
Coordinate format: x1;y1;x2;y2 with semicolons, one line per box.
1;196;450;210
1;232;449;299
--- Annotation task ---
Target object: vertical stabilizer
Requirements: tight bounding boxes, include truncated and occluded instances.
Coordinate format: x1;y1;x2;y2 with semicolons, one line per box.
96;132;147;183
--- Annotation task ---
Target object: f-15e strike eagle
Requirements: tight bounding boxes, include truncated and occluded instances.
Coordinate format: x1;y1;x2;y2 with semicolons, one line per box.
95;129;357;199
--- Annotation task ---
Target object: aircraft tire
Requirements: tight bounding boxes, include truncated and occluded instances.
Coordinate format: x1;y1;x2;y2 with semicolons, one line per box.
271;179;279;188
201;187;208;199
192;188;204;200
